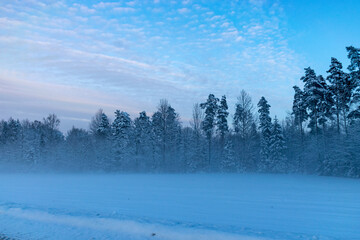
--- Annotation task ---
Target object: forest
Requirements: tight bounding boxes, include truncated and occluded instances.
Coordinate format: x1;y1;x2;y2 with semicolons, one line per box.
1;46;359;178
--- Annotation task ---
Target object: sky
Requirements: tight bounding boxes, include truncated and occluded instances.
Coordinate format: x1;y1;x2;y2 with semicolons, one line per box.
0;0;359;133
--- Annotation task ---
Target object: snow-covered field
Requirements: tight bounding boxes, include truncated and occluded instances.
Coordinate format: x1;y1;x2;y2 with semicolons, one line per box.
0;174;359;240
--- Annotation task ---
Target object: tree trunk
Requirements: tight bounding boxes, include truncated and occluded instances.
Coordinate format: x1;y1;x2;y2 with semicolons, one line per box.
208;137;211;169
343;108;348;135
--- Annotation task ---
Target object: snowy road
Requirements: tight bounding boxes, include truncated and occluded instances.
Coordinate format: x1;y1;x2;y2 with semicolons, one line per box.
0;174;359;240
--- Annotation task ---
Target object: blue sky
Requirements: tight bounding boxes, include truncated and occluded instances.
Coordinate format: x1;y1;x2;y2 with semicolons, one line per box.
0;0;359;132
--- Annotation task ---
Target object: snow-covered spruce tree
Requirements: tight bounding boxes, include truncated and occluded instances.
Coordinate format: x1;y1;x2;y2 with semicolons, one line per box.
152;99;181;171
282;113;302;172
327;58;348;133
97;113;111;138
317;75;335;132
300;70;336;175
19;119;41;166
5;118;22;143
233;90;255;170
200;94;219;169
342;69;354;131
346;46;360;75
111;110;133;170
90;110;111;170
257;96;272;172
301;68;333;135
0;118;23;166
217;95;229;144
165;105;182;171
291;85;315;172
134;111;154;170
181;126;197;172
248;122;260;171
318;46;360;177
65;127;93;170
346;46;360;121
301;67;322;135
216;95;229;163
269;116;287;173
309;75;335;174
292;86;308;140
0;120;6;146
348;83;360;120
152;111;164;169
221;137;236;172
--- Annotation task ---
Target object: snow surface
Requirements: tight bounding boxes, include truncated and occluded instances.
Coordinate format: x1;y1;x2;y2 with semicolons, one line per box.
0;174;359;240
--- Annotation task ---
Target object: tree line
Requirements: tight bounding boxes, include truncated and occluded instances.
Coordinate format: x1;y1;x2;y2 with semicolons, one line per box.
0;46;359;177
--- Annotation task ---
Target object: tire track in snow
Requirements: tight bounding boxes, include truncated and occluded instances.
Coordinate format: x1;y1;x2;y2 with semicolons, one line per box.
0;207;268;240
